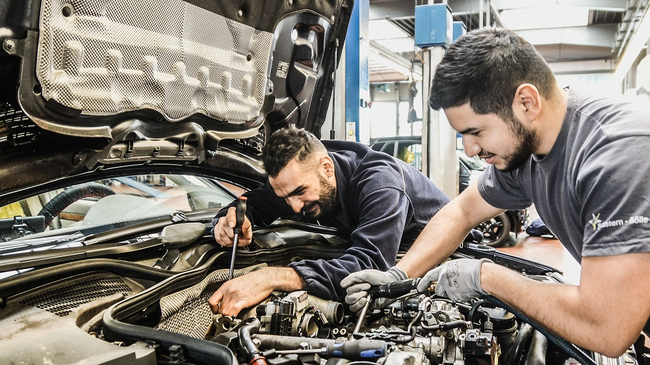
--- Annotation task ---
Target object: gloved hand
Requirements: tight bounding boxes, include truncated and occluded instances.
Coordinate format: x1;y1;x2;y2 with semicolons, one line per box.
340;267;408;313
416;259;491;301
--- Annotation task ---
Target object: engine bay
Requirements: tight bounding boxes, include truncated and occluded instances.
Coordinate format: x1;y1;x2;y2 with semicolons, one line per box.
0;221;641;365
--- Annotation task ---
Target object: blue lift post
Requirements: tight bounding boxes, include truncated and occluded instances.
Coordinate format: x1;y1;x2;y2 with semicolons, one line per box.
453;20;467;40
345;0;370;142
415;3;459;197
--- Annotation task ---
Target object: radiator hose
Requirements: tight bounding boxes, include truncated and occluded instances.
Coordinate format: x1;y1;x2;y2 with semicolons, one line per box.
238;317;267;365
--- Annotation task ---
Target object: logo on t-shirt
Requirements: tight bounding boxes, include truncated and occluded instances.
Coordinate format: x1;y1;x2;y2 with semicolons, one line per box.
589;213;601;230
589;212;649;230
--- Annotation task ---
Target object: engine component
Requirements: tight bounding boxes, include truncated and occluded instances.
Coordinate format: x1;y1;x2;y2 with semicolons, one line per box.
4;221;636;365
255;290;344;337
274;338;388;361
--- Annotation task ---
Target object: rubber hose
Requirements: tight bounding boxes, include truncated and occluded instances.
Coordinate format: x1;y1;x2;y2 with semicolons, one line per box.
38;182;115;226
102;305;237;365
505;323;534;364
239;318;267;365
525;330;548;365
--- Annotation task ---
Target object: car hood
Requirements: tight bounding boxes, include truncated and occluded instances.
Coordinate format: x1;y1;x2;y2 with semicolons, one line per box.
0;0;352;204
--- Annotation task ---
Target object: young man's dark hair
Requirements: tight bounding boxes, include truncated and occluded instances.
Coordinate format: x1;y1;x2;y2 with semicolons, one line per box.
262;126;326;178
429;27;557;124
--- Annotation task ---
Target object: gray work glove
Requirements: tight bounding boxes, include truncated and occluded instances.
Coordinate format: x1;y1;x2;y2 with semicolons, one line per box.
416;259;491;302
340;267;408;313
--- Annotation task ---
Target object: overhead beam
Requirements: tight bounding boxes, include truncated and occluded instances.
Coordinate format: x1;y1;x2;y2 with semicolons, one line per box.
491;0;625;11
369;40;422;79
613;4;650;86
516;24;617;48
369;0;415;20
548;59;616;74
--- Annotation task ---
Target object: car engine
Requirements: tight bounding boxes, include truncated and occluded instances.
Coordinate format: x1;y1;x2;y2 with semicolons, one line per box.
210;288;508;365
99;263;638;365
0;221;642;365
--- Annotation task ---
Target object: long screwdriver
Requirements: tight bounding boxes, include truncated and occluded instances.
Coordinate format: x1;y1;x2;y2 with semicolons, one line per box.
228;196;247;280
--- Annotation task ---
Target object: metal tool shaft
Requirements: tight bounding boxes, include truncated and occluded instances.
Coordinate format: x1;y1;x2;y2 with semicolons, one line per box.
228;233;238;280
353;294;373;333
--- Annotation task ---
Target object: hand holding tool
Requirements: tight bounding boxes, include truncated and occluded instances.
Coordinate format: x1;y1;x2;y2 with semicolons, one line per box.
352;278;421;333
368;278;421;298
341;267;408;313
228;196;247;280
417;258;491;301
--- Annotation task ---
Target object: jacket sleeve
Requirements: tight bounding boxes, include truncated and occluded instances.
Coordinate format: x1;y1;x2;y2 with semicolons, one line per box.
288;186;412;301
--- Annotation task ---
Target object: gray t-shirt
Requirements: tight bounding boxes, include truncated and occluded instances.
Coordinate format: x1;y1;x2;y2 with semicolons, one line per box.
478;88;650;262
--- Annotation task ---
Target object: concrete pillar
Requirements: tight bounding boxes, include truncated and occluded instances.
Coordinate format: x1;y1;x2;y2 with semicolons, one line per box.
416;3;459;197
421;47;459;198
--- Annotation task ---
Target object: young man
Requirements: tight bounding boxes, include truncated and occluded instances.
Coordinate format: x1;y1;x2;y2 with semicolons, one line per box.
208;126;456;317
342;27;650;357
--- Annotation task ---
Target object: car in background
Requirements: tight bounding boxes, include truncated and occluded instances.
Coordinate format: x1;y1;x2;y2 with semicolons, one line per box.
0;1;635;364
457;152;487;193
369;136;528;247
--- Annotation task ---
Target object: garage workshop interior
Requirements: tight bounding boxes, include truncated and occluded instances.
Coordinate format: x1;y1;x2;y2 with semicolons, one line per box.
0;1;649;365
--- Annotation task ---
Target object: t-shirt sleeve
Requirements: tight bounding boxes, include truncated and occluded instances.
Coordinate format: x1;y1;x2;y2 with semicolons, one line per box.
577;137;650;257
289;186;411;301
478;165;532;210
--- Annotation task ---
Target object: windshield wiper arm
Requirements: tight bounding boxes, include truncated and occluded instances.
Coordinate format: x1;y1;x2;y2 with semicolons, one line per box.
0;237;163;272
0;232;85;256
0;213;209;273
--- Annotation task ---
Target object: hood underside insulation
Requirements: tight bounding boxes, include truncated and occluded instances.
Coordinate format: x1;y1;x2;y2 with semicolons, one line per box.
37;0;273;124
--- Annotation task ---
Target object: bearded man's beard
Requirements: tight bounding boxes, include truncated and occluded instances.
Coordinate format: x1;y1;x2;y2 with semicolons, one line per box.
500;118;539;172
302;175;338;218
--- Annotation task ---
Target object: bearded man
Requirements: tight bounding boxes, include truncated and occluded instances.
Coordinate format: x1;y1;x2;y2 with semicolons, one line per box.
209;126;454;316
342;27;650;357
